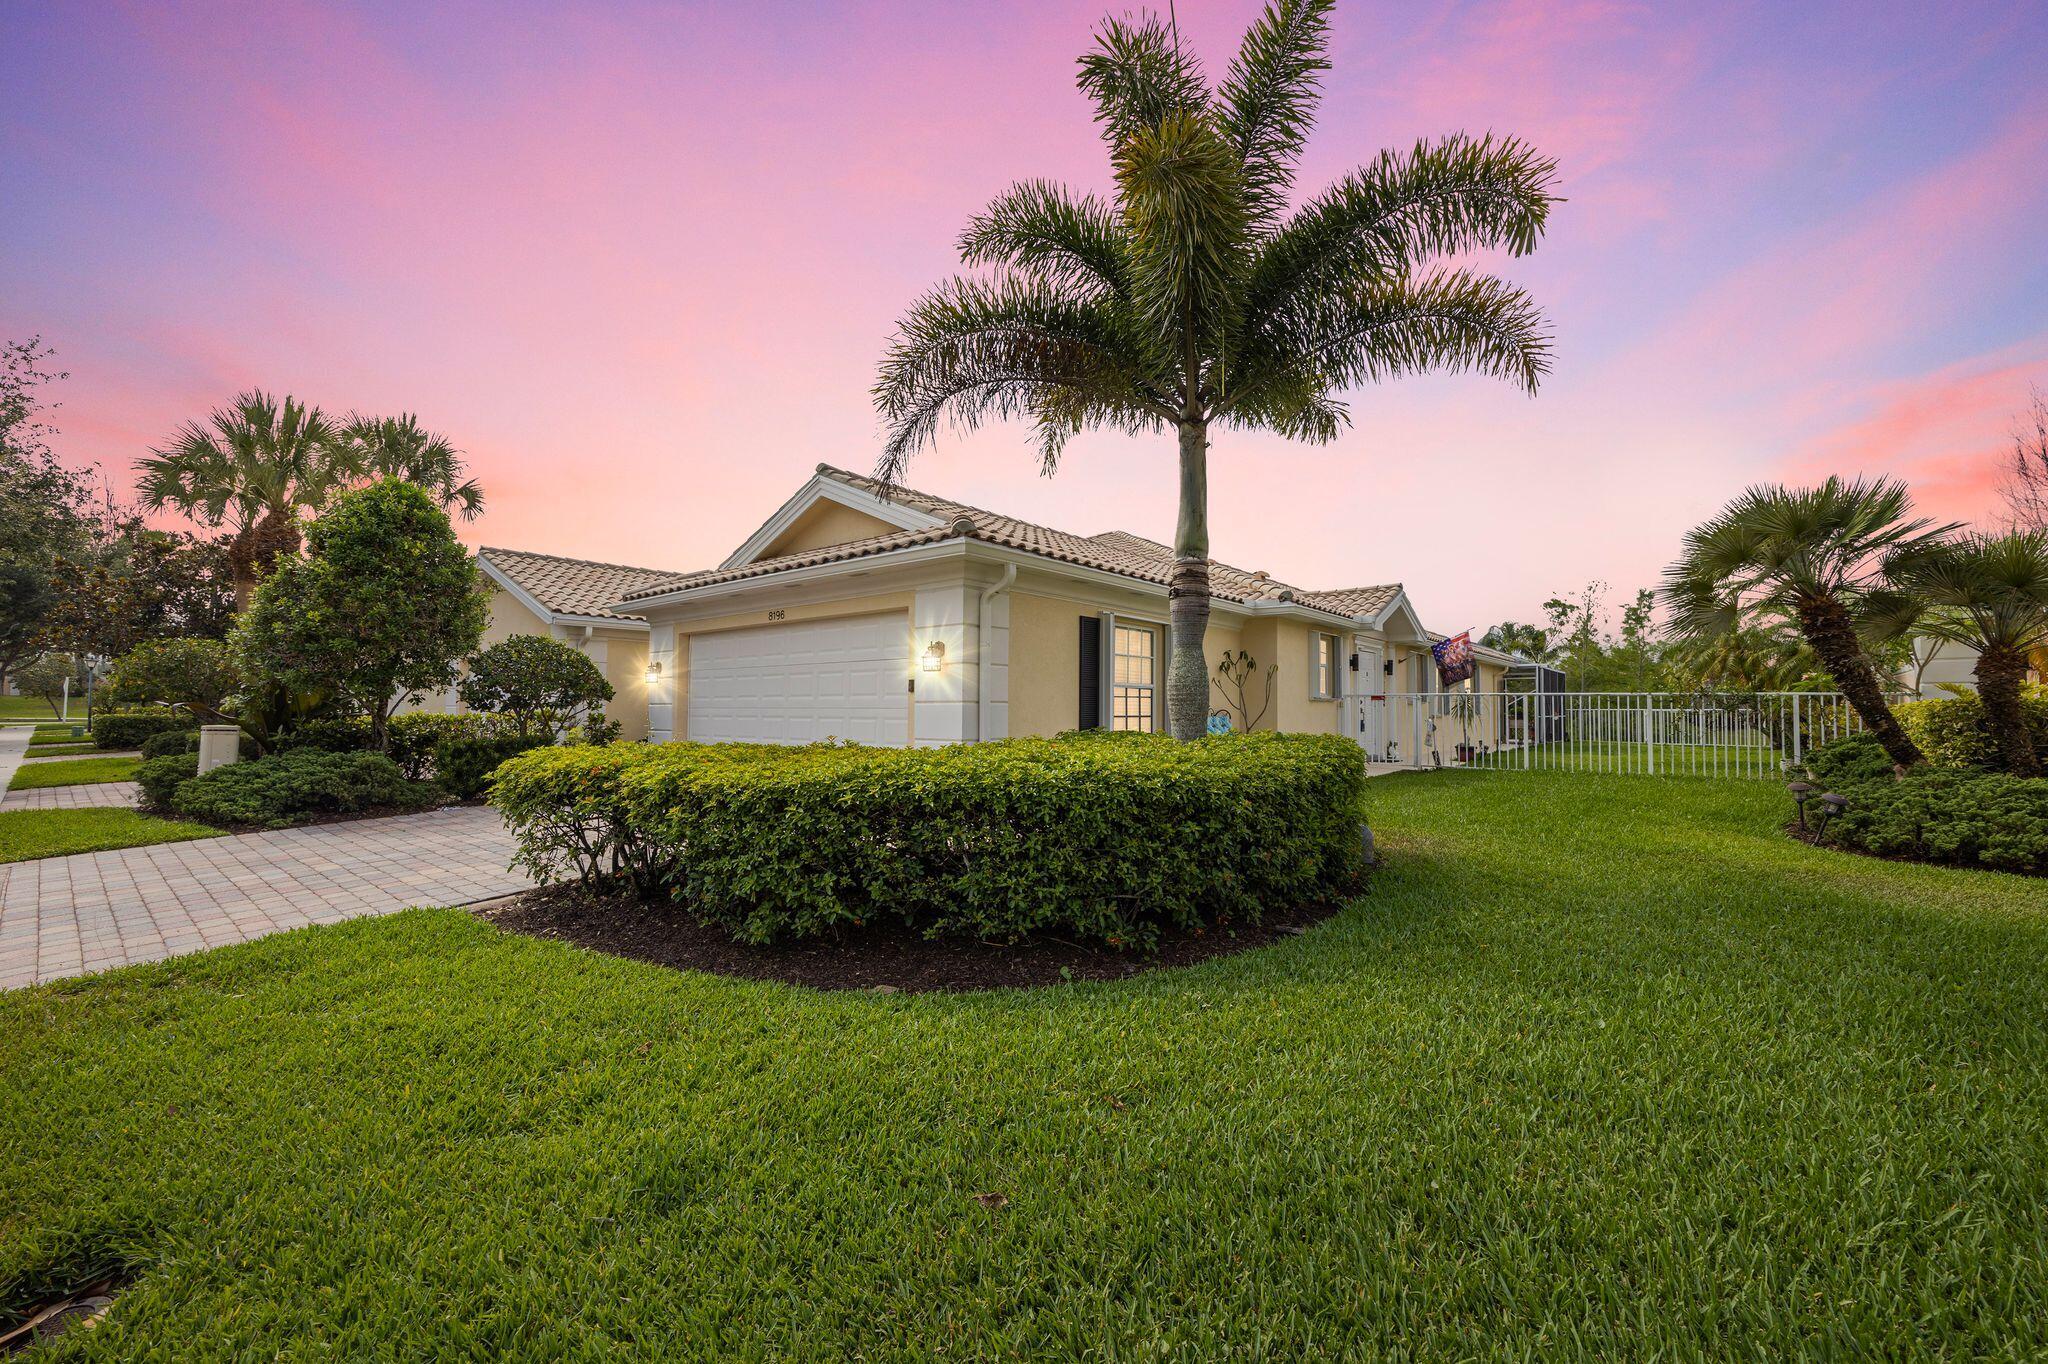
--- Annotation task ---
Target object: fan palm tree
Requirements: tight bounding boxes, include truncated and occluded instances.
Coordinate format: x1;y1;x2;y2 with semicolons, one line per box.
137;391;342;609
1663;477;1957;770
332;413;486;520
873;0;1557;738
1872;532;2048;775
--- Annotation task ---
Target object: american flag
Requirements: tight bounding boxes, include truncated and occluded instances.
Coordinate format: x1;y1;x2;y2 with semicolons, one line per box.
1431;631;1475;686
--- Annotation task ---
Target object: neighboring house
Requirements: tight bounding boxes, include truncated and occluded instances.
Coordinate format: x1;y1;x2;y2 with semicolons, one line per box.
409;547;687;741
498;463;1507;762
1900;637;2048;699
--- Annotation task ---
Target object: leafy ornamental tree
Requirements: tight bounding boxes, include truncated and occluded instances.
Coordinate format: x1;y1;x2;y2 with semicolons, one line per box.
874;0;1556;738
1663;477;1955;770
333;413;485;520
458;634;614;739
44;525;236;661
233;480;490;753
1478;621;1552;664
1872;532;2048;776
2000;387;2047;533
137;391;342;610
0;336;95;689
104;637;243;722
15;653;83;718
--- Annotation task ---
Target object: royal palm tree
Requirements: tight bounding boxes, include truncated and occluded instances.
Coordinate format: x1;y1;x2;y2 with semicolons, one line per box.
873;0;1556;738
1872;532;2048;776
333;412;486;520
1663;477;1957;770
137;390;341;609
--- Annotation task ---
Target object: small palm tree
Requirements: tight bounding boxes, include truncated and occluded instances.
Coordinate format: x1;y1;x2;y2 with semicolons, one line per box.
333;413;485;520
1873;532;2048;776
1663;477;1956;770
137;391;341;609
874;0;1556;738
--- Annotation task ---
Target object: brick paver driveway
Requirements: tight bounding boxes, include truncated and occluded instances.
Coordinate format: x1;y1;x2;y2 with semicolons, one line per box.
2;781;141;811
0;806;529;991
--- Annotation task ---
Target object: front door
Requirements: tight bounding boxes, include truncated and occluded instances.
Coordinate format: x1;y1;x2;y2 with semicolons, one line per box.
1354;637;1385;759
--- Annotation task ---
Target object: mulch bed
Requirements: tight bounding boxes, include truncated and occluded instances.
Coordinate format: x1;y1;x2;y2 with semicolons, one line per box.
476;884;1353;993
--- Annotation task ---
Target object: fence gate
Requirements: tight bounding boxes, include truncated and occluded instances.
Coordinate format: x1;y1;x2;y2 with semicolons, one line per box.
1356;691;1863;779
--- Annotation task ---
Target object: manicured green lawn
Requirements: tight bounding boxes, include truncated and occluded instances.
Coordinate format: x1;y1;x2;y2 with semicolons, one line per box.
0;808;220;865
28;723;91;744
0;696;69;722
5;756;140;791
24;742;98;758
2;774;2043;1358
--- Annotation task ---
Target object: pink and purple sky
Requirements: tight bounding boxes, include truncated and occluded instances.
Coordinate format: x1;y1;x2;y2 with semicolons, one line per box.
6;0;2046;632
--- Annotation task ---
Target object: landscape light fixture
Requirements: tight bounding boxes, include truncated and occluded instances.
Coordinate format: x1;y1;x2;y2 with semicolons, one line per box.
1786;780;1814;829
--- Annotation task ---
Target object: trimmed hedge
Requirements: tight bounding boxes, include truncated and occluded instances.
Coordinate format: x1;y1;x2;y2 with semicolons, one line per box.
493;733;1368;947
141;750;445;829
90;709;199;751
1803;733;1895;786
1896;692;2048;772
288;711;516;781
1822;768;2048;875
433;733;555;800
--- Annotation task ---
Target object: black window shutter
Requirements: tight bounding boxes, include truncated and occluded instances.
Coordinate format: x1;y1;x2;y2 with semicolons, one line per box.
1078;616;1102;729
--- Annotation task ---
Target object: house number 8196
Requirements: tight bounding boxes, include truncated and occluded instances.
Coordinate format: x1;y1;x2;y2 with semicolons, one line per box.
766;609;786;621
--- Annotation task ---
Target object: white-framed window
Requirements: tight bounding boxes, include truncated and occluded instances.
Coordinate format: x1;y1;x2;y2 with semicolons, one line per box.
1312;632;1341;700
1112;623;1158;731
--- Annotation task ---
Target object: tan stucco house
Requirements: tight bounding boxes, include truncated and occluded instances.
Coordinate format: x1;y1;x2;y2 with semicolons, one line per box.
466;464;1510;763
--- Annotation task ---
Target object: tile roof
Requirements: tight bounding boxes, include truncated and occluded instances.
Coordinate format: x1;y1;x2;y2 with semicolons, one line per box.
480;546;690;621
615;463;1403;623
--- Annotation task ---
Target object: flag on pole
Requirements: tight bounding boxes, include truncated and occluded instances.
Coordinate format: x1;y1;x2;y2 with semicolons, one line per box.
1431;631;1475;686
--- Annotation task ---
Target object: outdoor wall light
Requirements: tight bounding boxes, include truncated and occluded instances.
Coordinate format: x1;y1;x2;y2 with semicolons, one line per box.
922;640;946;673
643;660;663;686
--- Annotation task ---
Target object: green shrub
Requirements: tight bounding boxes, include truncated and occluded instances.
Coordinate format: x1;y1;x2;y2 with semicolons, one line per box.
136;753;200;811
1825;768;2048;874
1803;733;1895;786
140;729;199;760
493;733;1368;948
165;750;445;830
434;732;555;800
91;709;200;751
391;712;508;781
1896;692;2048;772
286;716;374;754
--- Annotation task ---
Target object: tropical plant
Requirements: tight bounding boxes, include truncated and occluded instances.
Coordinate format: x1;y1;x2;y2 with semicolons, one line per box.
457;633;614;739
233;480;490;753
1663;477;1955;770
14;652;83;717
136;390;343;609
0;336;94;687
1478;621;1552;663
1871;532;2048;776
103;638;242;721
873;0;1556;738
1210;648;1276;731
332;413;485;520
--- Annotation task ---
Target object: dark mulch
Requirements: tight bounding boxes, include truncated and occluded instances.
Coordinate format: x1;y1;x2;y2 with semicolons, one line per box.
476;885;1354;993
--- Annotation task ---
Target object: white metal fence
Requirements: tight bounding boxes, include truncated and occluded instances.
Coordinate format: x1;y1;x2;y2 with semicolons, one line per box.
1359;691;1864;779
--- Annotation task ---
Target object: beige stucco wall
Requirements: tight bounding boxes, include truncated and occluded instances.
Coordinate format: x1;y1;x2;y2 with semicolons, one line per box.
1007;587;1255;737
406;587;652;741
758;501;901;559
480;586;550;646
669;591;918;741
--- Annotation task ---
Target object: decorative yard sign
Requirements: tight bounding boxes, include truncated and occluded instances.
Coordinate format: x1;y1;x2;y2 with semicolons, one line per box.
1207;711;1234;736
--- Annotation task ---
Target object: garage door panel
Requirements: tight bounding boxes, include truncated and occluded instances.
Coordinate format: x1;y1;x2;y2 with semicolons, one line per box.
687;613;910;746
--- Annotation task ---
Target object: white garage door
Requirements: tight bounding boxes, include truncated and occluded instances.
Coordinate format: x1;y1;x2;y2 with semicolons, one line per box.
687;612;911;746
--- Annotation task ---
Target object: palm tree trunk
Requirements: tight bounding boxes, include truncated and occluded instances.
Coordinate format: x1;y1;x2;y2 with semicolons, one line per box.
1167;418;1211;741
228;510;304;610
1794;596;1922;769
1974;644;2039;776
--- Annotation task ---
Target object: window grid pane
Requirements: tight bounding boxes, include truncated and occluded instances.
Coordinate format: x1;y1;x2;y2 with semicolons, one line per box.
1112;625;1157;731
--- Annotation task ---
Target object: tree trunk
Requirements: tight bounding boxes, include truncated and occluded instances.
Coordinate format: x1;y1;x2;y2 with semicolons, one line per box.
1166;419;1211;741
1794;596;1921;770
228;510;304;611
1974;644;2039;776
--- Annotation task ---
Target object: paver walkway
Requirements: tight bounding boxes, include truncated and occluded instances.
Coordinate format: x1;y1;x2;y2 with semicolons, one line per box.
2;781;142;811
0;805;528;990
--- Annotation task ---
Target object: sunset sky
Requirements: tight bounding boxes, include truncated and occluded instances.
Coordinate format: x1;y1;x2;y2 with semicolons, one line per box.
6;0;2045;634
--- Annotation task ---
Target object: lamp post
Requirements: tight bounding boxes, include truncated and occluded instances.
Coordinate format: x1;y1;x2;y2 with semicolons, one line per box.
1786;780;1814;830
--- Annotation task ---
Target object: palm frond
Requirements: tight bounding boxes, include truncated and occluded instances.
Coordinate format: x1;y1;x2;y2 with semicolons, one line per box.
1218;0;1334;235
1116;110;1250;392
1249;134;1557;324
1075;11;1208;157
958;181;1130;301
872;277;1171;482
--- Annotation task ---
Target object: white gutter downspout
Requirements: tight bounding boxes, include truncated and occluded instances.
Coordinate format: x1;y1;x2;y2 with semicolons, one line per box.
977;564;1017;742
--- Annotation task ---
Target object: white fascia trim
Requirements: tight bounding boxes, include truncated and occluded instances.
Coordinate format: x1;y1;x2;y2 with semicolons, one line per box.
719;472;946;570
1366;590;1429;640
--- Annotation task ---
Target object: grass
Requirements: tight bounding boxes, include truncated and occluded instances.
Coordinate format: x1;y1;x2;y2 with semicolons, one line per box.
24;742;99;758
0;808;220;866
29;723;91;744
0;696;70;722
1;774;2043;1358
6;756;140;792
